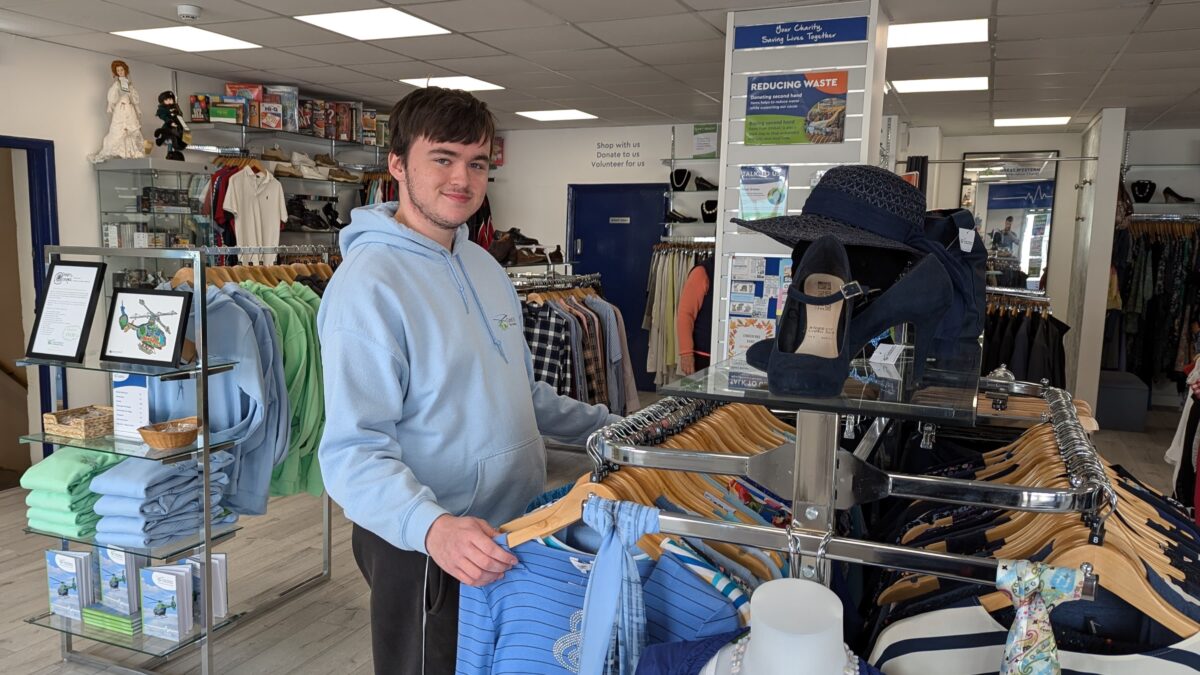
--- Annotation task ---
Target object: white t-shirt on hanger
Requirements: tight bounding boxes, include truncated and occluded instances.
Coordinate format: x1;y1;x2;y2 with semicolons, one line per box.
223;166;286;264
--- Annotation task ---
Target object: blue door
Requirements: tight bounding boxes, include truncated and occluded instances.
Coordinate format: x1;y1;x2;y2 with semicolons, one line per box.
568;183;667;393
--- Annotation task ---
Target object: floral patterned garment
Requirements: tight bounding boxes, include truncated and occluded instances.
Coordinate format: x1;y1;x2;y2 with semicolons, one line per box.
995;559;1087;675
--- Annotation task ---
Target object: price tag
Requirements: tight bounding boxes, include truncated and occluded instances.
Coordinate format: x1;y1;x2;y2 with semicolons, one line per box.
958;227;976;253
869;343;905;366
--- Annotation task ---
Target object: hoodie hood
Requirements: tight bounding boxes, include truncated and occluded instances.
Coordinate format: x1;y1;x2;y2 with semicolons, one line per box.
341;203;505;359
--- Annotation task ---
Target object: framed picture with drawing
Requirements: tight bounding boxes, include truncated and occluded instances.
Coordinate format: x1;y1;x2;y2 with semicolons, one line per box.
99;288;191;367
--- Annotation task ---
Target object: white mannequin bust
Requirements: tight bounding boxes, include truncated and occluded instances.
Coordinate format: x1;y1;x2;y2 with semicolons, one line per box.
702;578;849;675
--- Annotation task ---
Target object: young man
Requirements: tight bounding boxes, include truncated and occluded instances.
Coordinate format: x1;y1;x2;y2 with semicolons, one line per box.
317;88;621;673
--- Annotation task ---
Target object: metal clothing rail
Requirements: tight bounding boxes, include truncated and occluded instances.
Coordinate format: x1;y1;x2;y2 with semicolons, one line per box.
197;244;336;255
587;396;1103;589
660;236;717;244
893;156;1098;166
986;286;1048;299
1045;388;1118;543
511;272;601;292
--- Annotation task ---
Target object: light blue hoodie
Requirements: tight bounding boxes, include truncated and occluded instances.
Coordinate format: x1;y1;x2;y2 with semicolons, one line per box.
318;203;620;555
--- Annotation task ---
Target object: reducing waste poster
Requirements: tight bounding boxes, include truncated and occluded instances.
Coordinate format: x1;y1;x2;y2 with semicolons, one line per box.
745;71;848;145
739;165;789;220
726;255;792;359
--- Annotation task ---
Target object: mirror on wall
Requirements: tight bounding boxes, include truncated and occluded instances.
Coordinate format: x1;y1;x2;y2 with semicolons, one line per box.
960;150;1058;290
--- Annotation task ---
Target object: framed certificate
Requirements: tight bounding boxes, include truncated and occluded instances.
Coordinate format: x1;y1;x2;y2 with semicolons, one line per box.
25;261;107;363
100;288;192;367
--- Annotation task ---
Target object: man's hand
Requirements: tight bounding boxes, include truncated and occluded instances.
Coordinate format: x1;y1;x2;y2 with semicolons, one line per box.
425;514;517;587
680;353;696;376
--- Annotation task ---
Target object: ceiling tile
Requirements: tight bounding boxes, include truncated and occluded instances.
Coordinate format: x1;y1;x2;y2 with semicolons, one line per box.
568;66;672;85
346;61;459;79
1088;94;1182;107
337;80;413;97
631;92;720;107
656;62;724;80
107;0;275;24
1102;66;1200;84
242;0;386;11
886;60;990;80
995;35;1124;60
527;0;684;22
404;0;560;32
1142;1;1200;31
604;80;703;97
280;42;412;65
998;0;1151;14
621;39;725;66
4;0;173;33
679;0;810;10
203;18;347;47
469;24;602;53
521;83;618;99
0;8;86;36
148;53;240;74
886;43;990;70
883;0;992;22
41;31;178;57
996;8;1145;39
480;96;556;113
894;89;992;105
538;94;631;107
521;48;641;71
577;14;720;47
215;69;287;82
205;48;327;70
697;10;729;33
992;88;1093;102
373;34;502;59
1113;49;1200;70
271;65;388;85
900;100;994;114
1127;27;1200;52
994;58;1107;76
484;70;574;88
428;54;543;75
990;102;1078;116
1093;81;1192;97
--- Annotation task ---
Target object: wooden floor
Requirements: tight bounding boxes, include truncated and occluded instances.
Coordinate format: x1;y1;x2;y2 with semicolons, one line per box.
0;412;1179;675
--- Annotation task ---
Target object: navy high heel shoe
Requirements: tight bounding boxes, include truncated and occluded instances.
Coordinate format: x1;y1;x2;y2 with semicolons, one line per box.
750;235;861;397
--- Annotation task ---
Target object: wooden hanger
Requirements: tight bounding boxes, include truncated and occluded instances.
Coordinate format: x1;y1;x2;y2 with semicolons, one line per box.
501;481;621;548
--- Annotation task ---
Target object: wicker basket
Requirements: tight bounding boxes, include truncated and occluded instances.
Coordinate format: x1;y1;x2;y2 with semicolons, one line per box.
138;417;199;450
43;405;114;439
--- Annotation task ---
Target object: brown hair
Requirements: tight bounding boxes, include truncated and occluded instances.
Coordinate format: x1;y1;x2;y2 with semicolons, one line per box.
110;60;130;77
388;87;495;163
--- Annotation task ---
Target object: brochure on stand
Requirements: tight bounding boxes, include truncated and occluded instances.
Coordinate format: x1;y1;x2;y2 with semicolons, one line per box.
140;565;193;641
46;550;98;621
187;553;228;620
97;546;147;615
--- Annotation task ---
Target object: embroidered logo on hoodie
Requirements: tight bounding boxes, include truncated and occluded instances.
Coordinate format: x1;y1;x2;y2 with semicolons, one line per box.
493;313;516;331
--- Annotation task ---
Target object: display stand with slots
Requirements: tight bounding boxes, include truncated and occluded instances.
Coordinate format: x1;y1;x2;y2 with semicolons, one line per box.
20;245;333;675
587;349;1111;591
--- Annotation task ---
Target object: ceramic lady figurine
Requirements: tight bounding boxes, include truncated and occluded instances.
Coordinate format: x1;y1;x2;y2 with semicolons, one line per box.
88;60;147;163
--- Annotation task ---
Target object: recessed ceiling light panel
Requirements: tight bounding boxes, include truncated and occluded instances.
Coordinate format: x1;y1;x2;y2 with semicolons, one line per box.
296;8;449;41
399;76;504;91
890;77;988;93
887;19;988;48
112;27;260;52
993;117;1071;127
516;110;598;121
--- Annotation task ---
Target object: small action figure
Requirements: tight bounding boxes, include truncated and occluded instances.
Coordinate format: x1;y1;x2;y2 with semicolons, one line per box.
88;60;147;163
154;90;190;161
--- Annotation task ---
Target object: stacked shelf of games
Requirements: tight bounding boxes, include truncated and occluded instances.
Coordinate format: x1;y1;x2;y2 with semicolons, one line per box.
20;246;330;675
663;124;722;238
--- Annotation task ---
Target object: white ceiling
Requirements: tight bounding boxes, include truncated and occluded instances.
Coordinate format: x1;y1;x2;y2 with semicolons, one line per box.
1;0;1199;133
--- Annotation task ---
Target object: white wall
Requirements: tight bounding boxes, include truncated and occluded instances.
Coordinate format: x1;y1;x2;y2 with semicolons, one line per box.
936;132;1083;315
0;33;226;431
487;124;677;249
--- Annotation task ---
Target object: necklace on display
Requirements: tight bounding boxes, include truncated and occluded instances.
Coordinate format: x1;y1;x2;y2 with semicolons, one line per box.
701;201;718;218
728;638;859;675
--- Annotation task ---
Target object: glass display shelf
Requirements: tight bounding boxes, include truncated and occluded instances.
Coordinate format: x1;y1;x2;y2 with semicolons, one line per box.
190;122;386;153
503;260;575;269
25;523;240;560
22;433;235;463
18;357;237;381
94;158;217;175
26;611;234;658
660;343;981;426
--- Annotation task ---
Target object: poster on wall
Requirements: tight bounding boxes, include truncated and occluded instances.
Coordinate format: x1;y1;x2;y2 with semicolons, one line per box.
745;71;848;146
691;123;720;159
725;255;791;360
739;166;789;220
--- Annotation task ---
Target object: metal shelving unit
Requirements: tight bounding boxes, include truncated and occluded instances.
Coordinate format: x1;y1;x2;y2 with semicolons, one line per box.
22;246;333;675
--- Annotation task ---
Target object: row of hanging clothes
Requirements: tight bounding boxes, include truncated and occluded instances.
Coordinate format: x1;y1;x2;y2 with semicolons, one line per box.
981;289;1068;388
515;273;640;416
643;240;715;385
161;248;336;510
1166;352;1200;518
359;170;398;206
1105;216;1200;385
454;390;1199;674
859;398;1200;673
986;254;1029;289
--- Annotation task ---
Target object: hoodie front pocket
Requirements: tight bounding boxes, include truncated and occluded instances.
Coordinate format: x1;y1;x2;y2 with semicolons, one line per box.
460;437;547;523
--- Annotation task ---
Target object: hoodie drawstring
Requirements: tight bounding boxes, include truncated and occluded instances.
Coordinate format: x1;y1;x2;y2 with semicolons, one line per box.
454;255;508;362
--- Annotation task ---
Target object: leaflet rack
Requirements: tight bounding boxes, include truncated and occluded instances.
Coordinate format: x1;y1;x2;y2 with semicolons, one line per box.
588;357;1107;591
20;245;335;675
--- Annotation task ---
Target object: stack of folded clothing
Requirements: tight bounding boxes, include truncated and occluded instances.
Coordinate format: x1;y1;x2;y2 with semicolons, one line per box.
90;451;239;549
21;448;125;538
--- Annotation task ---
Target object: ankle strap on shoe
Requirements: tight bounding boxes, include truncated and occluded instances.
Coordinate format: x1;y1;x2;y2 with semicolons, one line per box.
788;280;867;305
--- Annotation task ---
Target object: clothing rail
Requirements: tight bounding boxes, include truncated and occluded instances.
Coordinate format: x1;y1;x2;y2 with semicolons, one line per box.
986;286;1048;299
511;272;601;292
585;397;1099;591
1045;387;1118;544
1128;213;1200;223
660;236;716;244
197;244;335;255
